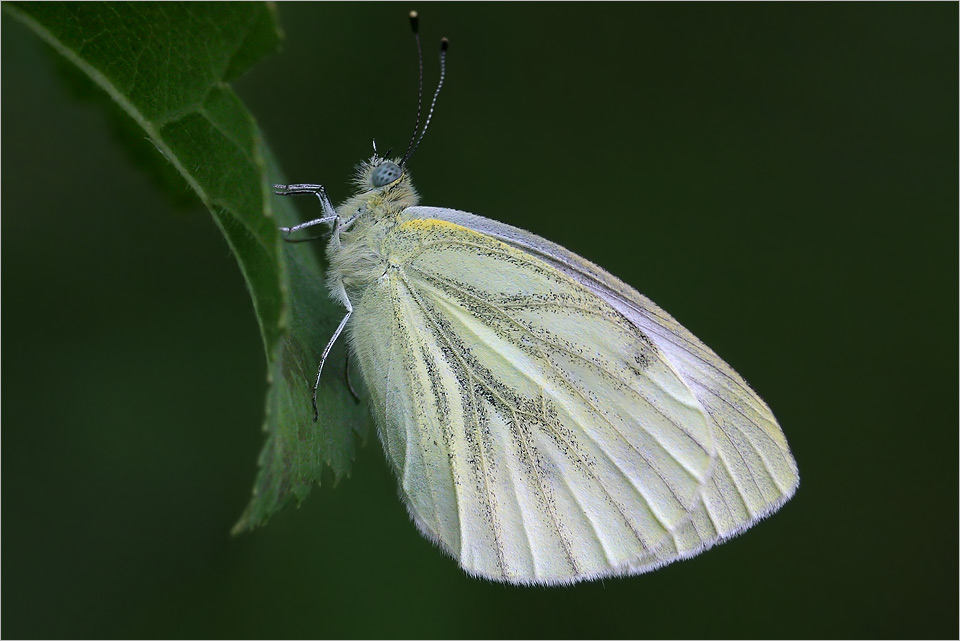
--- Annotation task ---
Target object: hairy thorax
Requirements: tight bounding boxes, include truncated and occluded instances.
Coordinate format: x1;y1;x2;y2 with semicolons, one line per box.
327;171;420;294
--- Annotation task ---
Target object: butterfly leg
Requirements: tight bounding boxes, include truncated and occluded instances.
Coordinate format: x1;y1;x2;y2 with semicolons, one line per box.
273;184;338;241
344;352;361;403
273;183;358;417
311;279;354;422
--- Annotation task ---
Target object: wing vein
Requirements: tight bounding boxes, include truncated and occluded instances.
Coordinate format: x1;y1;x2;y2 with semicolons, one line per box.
496;237;768;403
412;267;707;497
407;272;668;550
398;277;508;575
698;385;793;496
509;405;581;575
474;231;794;498
410;266;710;463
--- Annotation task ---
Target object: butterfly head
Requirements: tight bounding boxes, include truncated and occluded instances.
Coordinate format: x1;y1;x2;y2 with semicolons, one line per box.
350;155;420;211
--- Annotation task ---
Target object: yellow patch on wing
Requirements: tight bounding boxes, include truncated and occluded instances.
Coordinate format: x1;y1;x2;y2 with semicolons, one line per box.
397;218;471;233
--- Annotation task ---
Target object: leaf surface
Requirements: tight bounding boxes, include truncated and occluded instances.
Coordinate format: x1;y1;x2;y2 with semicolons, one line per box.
6;2;370;531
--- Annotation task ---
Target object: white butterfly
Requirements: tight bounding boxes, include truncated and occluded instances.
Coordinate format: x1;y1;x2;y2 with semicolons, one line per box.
276;16;798;586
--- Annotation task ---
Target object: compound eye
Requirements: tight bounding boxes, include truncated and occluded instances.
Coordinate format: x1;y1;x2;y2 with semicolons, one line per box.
371;161;402;187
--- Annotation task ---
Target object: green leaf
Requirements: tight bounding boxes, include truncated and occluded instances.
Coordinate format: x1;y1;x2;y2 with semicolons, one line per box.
4;2;370;532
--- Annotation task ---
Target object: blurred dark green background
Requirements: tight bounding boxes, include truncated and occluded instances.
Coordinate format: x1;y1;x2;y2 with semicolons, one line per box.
3;3;956;638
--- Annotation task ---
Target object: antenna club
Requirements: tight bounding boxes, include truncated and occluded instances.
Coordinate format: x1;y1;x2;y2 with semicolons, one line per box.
441;37;449;51
409;11;419;33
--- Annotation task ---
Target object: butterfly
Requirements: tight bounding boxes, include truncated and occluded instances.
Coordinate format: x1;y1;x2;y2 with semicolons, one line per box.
274;13;798;586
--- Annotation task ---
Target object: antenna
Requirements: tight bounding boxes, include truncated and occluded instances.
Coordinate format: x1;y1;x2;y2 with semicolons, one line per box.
401;29;448;166
399;11;424;164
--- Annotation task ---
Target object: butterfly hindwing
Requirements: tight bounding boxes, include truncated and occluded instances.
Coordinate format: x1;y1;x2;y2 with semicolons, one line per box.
408;206;800;543
349;214;721;584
